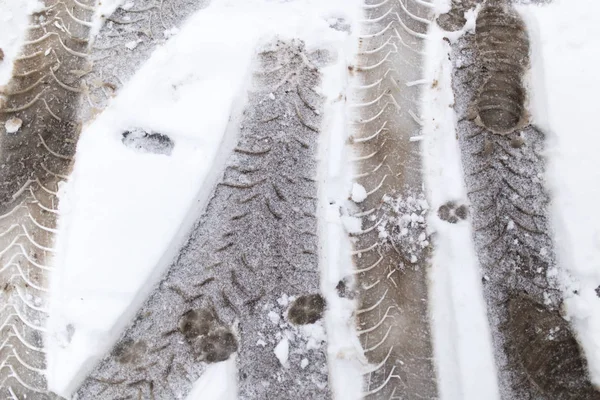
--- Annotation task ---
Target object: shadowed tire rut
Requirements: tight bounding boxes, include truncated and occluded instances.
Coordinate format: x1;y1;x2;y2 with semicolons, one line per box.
348;0;437;398
0;1;94;398
75;39;331;400
445;2;600;399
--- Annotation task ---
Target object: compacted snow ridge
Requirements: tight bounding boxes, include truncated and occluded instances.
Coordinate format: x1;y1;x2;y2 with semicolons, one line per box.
346;0;439;398
0;1;95;398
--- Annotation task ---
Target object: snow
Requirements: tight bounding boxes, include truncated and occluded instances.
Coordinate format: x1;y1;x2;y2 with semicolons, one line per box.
350;182;367;203
46;0;364;398
519;0;600;386
316;0;365;398
268;311;281;325
274;338;290;367
422;3;500;400
340;215;362;234
0;0;597;397
4;117;21;133
47;6;259;395
0;0;40;85
186;357;238;400
300;358;309;369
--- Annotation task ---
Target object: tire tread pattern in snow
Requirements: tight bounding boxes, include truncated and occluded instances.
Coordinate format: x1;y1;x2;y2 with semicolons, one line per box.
349;0;437;398
451;3;600;399
75;39;330;400
0;1;95;398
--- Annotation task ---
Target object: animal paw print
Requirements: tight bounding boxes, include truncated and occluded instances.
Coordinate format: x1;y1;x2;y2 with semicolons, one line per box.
113;339;148;365
287;294;325;325
438;201;468;224
178;307;237;363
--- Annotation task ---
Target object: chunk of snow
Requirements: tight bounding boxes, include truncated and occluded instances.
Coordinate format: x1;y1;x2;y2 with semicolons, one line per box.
277;294;290;307
267;311;281;325
351;183;367;203
4;117;21;133
340;215;362;234
125;40;140;50
300;322;326;350
274;338;289;367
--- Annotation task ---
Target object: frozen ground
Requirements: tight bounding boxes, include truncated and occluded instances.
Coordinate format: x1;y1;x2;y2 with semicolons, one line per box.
0;0;599;398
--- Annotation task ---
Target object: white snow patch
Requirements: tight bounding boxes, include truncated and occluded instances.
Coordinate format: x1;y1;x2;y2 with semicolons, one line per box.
268;311;281;325
340;215;362;234
316;0;365;398
300;321;327;351
186;357;238;400
124;39;141;50
520;0;600;386
350;182;367;203
4;117;21;133
422;8;500;400
0;0;41;85
274;338;290;367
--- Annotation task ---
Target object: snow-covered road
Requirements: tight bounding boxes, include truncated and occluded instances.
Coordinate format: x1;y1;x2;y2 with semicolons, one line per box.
0;0;599;399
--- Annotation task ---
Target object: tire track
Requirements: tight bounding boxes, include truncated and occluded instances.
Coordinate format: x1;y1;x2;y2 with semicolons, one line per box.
75;39;330;400
447;2;600;398
81;0;210;122
0;1;94;398
348;0;438;398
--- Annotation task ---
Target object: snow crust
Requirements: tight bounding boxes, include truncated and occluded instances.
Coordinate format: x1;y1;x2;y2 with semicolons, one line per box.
520;0;600;386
